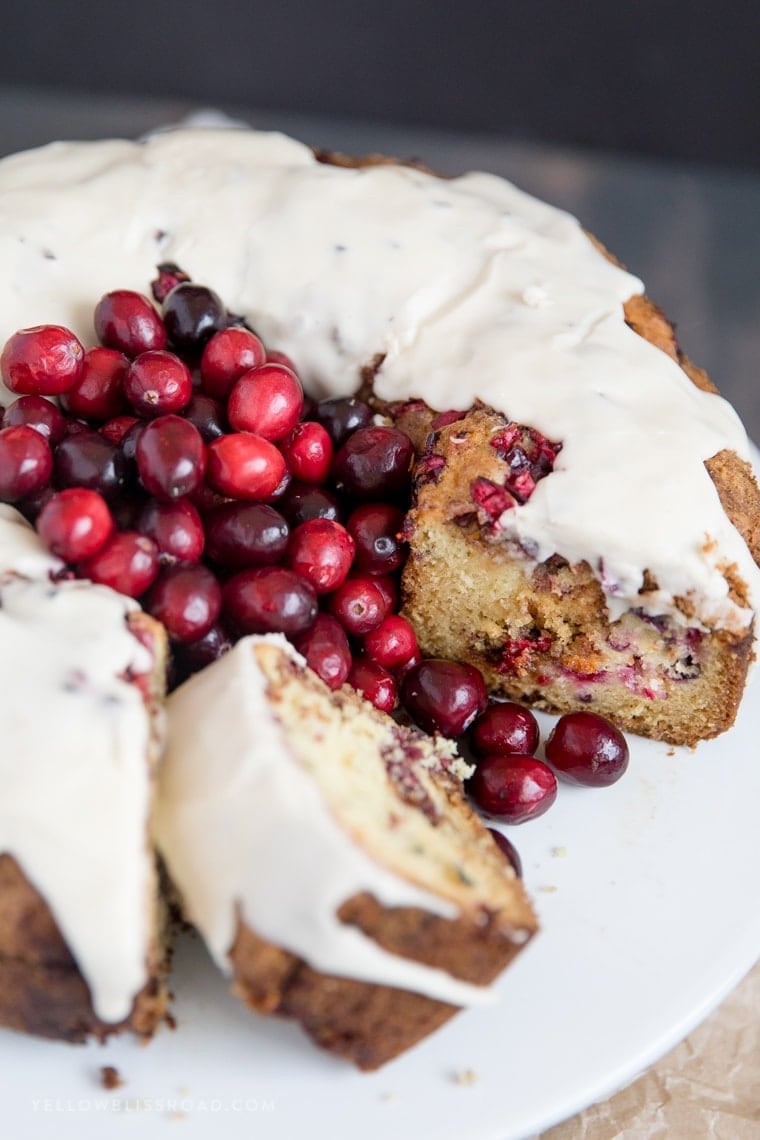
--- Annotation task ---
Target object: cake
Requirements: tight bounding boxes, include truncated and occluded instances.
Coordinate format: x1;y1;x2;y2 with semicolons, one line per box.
155;634;536;1070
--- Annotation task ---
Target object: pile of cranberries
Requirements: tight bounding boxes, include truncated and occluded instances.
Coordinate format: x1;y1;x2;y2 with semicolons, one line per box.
0;266;629;874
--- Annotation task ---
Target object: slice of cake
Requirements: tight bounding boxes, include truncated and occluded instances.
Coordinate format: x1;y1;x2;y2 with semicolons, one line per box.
155;634;536;1070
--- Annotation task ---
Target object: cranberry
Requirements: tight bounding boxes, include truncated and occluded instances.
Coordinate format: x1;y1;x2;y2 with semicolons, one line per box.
328;575;390;635
124;350;193;417
190;480;234;516
487;828;523;877
78;530;159;597
3;395;66;444
135;415;206;500
0;425;53;502
332;426;414;500
470;702;540;758
1;325;84;395
162;283;226;353
200;327;266;400
279;482;342;526
286;518;355;594
119;418;147;463
135;498;205;562
94;290;167;356
400;659;487;737
101;415;139;445
205;501;289;568
266;348;298;373
206;433;285;500
36;488;113;562
223;566;317;636
266;466;292;503
171;622;233;686
362;614;419;670
278;421;333;483
347;502;405;574
293;613;352;690
544;711;629;787
15;483;56;524
347;658;397;713
182;393;228;441
468;754;557;823
150;263;191;305
145;562;222;642
54;431;127;500
371;574;400;613
60;347;129;421
227;363;304;441
314;396;373;447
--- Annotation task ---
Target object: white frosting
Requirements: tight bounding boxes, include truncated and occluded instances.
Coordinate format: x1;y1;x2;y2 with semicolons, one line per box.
0;504;62;580
0;126;756;632
155;636;496;1007
0;559;154;1022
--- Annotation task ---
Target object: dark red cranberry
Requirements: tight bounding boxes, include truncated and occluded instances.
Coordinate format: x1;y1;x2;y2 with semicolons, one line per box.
190;480;234;516
227;363;304;441
124;350;193;417
487;828;523;877
94;290;167;356
286;518;355;594
468;754;557;823
279;482;342;526
332;425;414;500
371;574;400;613
347;502;406;574
15;483;56;524
544;711;629;787
400;659;487;737
54;431;127;501
205;501;289;568
200;327;266;400
278;421;333;483
145;562;222;642
135;498;205;562
206;433;285;500
3;395;66;444
135;415;206;500
292;613;352;690
327;574;390;635
470;702;541;758
1;325;84;395
36;488;113;562
162;283;226;353
347;658;397;713
362;614;419;670
150;263;191;305
170;622;233;686
223;566;317;636
0;425;53;502
182;392;228;441
119;418;147;462
78;530;159;597
314;396;373;447
60;347;129;421
101;415;139;445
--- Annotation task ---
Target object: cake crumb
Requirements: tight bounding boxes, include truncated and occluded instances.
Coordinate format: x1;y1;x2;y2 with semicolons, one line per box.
451;1067;478;1086
538;884;558;893
551;845;568;858
99;1065;124;1090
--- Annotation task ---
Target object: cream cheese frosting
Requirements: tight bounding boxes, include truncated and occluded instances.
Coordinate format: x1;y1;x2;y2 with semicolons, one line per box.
0;126;757;634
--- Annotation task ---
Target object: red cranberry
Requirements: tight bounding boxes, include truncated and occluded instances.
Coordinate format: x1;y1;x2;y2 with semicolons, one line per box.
544;711;629;787
280;482;342;526
182;393;228;441
347;658;397;713
145;562;222;642
223;566;317;636
292;613;352;690
347;502;405;574
36;488;113;562
286;518;355;594
0;425;53;502
78;530;159;597
54;431;127;500
266;348;298;372
124;350;193;417
135;415;206;500
162;283;226;353
60;347;129;421
1;325;84;395
371;574;400;613
227;363;304;441
206;433;285;500
470;702;540;758
328;575;390;635
362;614;419;670
205;501;289;568
487;828;523;877
332;426;414;500
400;658;487;737
94;290;167;356
278;421;333;483
150;263;191;305
266;466;292;503
3;395;66;444
170;622;233;687
135;498;205;562
468;754;557;823
101;415;139;445
200;327;266;400
314;396;373;447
